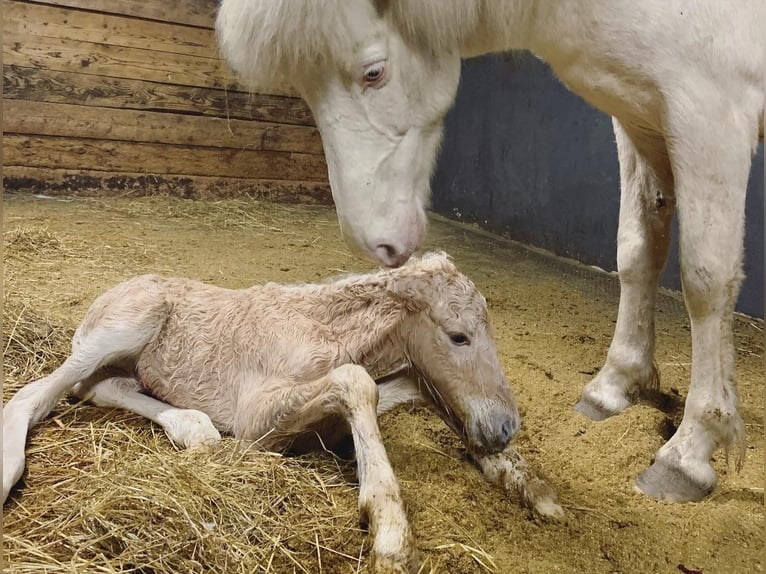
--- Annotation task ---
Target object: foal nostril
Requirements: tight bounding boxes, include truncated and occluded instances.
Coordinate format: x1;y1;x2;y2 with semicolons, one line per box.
500;416;520;444
476;411;520;453
375;243;410;268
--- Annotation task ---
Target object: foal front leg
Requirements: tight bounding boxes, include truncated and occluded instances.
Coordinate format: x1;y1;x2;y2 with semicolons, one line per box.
376;372;563;518
474;448;563;518
576;120;674;419
240;365;417;574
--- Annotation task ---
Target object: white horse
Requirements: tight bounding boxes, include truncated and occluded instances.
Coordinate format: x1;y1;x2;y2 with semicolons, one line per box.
216;0;764;503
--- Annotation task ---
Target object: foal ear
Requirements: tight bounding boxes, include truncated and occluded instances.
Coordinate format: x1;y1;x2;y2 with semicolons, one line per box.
371;0;390;16
386;271;434;312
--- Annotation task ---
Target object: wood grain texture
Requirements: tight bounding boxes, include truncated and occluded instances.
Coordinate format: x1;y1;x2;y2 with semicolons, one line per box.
4;31;242;91
3;66;314;125
4;135;329;181
5;100;324;154
22;0;219;29
4;166;333;203
3;1;323;199
7;2;217;58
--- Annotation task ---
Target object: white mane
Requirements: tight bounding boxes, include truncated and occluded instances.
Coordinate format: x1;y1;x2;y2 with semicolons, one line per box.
216;0;485;93
215;0;367;92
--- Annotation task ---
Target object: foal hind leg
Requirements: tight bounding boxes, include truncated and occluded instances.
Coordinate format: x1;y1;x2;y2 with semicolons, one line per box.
3;276;167;504
635;99;756;502
72;376;221;450
576;120;674;420
3;326;158;504
237;365;417;574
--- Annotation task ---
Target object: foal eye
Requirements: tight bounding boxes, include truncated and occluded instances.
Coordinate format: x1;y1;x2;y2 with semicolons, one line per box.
362;61;387;87
448;333;470;346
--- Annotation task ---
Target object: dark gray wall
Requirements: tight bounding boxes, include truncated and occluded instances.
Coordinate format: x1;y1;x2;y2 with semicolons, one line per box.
432;53;764;318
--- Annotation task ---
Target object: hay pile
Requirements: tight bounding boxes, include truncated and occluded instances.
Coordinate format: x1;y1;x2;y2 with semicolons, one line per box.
2;227;372;574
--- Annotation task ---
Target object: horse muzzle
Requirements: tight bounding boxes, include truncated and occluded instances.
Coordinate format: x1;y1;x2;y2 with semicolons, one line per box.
466;401;521;454
339;204;425;268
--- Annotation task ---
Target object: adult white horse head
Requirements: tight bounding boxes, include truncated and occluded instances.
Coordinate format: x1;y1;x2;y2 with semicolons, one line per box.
217;0;470;266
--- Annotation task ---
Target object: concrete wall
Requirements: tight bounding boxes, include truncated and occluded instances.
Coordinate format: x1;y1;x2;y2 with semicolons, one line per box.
431;52;764;318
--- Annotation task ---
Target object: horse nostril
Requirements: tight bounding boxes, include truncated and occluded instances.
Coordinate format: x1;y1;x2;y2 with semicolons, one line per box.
500;417;519;443
375;243;409;268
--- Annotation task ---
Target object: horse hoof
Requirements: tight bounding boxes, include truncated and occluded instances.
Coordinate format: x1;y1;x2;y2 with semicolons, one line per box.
573;397;618;421
535;497;565;520
371;549;420;574
634;458;715;503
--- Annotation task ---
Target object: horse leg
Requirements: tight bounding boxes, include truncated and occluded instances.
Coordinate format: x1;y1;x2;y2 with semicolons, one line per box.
3;276;167;504
3;322;161;504
72;376;221;450
635;97;756;502
474;447;563;518
376;371;562;517
239;364;417;574
576;119;675;420
375;370;426;415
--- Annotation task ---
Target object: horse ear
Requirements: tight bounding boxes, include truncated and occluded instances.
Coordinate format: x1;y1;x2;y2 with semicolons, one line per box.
387;271;433;312
388;269;438;312
371;0;390;15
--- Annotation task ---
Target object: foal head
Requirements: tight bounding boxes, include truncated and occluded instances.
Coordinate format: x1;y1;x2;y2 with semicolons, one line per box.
389;253;520;455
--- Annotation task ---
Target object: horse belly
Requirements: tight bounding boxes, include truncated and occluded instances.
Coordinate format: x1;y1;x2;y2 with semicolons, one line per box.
135;332;241;431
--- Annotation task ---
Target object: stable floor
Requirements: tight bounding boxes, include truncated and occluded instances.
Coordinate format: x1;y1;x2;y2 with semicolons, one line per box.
3;195;763;573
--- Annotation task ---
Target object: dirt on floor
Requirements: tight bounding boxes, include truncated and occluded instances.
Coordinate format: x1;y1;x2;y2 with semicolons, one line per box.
3;195;763;574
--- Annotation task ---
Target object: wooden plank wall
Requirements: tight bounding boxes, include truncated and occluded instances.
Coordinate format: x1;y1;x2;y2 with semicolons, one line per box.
2;0;331;203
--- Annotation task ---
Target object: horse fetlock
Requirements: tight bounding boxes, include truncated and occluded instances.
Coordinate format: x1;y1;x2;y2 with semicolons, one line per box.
3;449;26;504
369;522;418;574
370;545;420;574
575;362;652;421
358;482;416;572
526;475;564;519
703;407;745;446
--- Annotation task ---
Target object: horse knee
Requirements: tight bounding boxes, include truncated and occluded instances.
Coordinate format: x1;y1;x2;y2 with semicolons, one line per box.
329;364;379;414
682;260;744;320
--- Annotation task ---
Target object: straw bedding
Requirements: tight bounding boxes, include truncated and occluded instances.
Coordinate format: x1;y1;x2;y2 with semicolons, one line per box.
3;196;763;574
3;263;367;574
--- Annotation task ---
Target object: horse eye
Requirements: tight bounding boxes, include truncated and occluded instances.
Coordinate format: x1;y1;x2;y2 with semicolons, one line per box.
449;333;470;346
362;61;387;86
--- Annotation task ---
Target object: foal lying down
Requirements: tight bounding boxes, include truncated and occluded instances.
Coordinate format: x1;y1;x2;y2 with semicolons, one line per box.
3;252;561;572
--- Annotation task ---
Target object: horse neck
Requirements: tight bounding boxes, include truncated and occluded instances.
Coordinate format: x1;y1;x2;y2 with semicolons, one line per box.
456;1;561;57
298;277;412;374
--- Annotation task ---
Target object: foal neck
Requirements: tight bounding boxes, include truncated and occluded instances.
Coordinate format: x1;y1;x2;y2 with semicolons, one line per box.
306;273;413;375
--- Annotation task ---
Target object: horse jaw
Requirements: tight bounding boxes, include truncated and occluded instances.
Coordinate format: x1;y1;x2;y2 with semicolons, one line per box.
299;38;461;267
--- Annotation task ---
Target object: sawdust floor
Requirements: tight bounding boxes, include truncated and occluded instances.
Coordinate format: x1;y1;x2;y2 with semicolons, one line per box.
3;195;763;573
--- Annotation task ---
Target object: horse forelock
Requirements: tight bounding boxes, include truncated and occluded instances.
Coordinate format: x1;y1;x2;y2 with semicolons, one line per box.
217;0;483;91
217;0;382;91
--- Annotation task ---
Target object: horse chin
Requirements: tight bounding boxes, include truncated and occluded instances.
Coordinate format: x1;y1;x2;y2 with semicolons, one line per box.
336;217;373;260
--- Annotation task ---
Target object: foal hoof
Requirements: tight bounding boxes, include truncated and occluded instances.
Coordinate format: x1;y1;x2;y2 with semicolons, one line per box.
573;397;619;421
372;552;419;574
635;458;715;503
